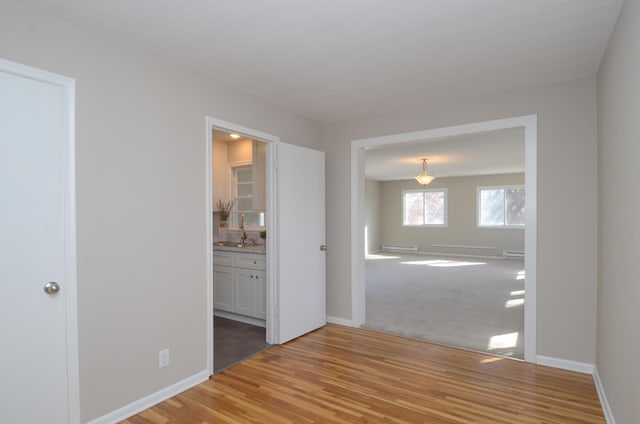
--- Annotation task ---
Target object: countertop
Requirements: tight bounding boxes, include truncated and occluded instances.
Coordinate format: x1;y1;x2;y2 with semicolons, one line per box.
213;242;266;254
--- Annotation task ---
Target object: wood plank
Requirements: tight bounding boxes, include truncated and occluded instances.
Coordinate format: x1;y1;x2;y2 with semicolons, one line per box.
121;325;604;423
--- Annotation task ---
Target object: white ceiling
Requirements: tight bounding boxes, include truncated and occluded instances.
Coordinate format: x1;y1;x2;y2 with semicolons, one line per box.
365;128;524;180
24;0;623;125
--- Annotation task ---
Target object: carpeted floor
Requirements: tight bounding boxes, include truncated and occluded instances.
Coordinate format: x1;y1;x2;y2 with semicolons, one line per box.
364;253;525;358
214;316;270;372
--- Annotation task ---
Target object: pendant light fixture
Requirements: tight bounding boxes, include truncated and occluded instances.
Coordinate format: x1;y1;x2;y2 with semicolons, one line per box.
415;158;435;186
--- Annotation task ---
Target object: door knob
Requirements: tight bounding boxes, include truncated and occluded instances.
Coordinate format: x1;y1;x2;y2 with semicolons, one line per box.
43;281;60;295
320;245;327;251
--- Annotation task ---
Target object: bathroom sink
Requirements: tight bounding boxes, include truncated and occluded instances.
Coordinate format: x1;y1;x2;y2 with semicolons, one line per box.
215;241;244;247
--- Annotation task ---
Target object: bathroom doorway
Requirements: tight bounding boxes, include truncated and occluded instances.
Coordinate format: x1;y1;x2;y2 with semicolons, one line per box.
210;128;270;372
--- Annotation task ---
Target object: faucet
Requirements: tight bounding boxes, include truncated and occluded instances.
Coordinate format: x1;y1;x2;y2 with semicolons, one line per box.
239;214;247;245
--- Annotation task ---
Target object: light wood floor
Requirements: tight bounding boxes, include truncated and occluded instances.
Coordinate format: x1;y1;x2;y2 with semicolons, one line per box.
122;324;604;423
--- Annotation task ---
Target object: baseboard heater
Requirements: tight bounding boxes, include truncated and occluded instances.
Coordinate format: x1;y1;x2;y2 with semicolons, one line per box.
502;251;525;259
430;243;495;250
382;244;418;253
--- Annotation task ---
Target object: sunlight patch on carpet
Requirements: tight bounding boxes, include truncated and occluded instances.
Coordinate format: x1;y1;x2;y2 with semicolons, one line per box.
400;259;486;267
366;254;401;260
505;298;524;308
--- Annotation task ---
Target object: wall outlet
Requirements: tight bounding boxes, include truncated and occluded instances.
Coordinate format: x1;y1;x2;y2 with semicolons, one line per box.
159;349;170;368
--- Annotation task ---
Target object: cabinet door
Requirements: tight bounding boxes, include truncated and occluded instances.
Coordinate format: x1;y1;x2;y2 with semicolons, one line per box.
233;268;257;317
233;253;266;270
213;251;233;267
255;270;267;320
213;265;233;312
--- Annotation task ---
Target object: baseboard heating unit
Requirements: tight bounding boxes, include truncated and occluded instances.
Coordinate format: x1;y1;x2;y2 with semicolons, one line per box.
502;251;525;259
381;244;418;253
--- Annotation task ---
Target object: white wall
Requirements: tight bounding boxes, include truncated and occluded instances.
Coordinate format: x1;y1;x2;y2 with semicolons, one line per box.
380;174;525;257
597;0;640;422
226;138;253;163
0;1;322;421
365;179;381;253
323;77;598;364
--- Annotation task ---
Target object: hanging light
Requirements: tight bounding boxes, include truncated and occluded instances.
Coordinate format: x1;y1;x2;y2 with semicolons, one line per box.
415;158;435;185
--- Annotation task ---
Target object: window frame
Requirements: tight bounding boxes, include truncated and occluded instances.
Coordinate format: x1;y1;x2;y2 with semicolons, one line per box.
476;185;525;229
401;188;448;228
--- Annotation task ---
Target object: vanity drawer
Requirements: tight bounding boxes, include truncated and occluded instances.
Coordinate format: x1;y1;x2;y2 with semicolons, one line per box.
213;251;234;266
233;253;266;271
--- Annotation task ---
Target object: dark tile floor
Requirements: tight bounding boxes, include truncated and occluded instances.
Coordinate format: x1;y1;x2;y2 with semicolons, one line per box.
214;316;270;373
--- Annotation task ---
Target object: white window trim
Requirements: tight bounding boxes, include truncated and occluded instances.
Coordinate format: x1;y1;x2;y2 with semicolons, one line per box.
477;185;525;229
402;188;448;227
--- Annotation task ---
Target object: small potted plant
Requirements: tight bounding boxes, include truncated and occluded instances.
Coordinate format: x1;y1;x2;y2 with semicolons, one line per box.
216;199;233;228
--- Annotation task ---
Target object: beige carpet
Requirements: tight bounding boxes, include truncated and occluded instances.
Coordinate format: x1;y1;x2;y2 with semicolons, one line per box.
363;253;525;358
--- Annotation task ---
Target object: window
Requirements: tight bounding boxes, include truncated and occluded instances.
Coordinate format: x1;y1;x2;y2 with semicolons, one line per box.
402;189;447;226
477;186;525;228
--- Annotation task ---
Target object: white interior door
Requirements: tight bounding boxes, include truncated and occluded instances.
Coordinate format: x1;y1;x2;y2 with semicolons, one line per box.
276;143;326;344
0;60;78;423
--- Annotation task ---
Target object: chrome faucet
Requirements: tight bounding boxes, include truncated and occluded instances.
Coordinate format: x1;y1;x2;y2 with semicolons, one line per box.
239;214;247;245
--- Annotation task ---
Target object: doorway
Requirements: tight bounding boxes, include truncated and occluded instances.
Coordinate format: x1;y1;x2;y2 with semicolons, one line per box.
362;129;526;358
206;118;278;375
210;128;270;372
351;115;538;362
205;118;328;374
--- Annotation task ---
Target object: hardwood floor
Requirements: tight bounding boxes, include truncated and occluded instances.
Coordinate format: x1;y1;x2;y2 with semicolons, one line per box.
122;324;604;423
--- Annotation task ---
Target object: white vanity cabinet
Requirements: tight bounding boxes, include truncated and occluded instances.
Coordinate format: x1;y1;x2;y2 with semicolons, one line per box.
213;251;234;312
213;250;266;320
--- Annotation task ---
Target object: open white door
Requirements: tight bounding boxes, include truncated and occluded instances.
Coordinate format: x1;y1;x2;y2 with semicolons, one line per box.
275;143;326;344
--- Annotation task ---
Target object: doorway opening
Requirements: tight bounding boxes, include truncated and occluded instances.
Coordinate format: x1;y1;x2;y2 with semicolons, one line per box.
211;129;270;372
362;128;526;358
351;115;537;362
205;117;279;375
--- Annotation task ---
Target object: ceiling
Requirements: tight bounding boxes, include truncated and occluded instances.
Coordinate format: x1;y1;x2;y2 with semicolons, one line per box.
24;0;623;125
365;128;524;180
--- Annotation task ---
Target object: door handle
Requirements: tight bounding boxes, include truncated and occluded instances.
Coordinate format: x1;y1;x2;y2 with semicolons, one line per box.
43;281;60;295
320;245;327;251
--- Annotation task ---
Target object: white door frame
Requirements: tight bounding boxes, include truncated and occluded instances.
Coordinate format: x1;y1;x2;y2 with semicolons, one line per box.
205;117;279;375
350;115;537;362
0;58;80;422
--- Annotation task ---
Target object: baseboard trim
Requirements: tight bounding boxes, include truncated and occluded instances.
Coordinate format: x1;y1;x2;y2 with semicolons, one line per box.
536;355;594;374
214;309;266;328
593;367;616;424
326;315;354;327
417;250;504;260
87;370;209;424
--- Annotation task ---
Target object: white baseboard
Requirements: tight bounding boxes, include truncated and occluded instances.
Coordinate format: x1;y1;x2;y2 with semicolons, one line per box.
536;355;594;374
593;367;616;424
326;315;354;327
87;370;209;424
214;309;266;328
